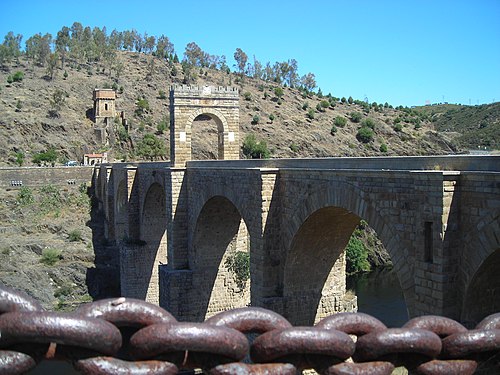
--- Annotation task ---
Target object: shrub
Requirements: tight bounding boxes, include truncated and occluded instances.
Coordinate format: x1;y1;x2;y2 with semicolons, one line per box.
302;102;309;110
243;92;252;101
269;113;275;123
242;134;270;159
40;248;62;266
346;236;370;274
356;126;374;143
68;230;82;242
16;100;22;110
12;71;23;82
63;70;68;79
394;123;403;132
320;100;330;109
225;251;250;290
380;143;388;152
15;151;24;166
316;103;324;112
350;112;362;123
290;143;299;152
135;98;150;116
16;187;34;206
274;87;284;98
341;97;347;103
157;116;169;134
330;125;337;135
334;116;347;127
251;115;260;125
6;75;13;84
307;109;315;119
158;90;167;99
40;185;63;210
348;96;354;104
32;148;58;166
362;118;376;129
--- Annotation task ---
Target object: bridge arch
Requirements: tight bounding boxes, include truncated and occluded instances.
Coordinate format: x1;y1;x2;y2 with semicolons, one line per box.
139;182;167;303
281;182;413;324
189;195;251;320
114;179;127;240
461;215;500;324
169;85;240;167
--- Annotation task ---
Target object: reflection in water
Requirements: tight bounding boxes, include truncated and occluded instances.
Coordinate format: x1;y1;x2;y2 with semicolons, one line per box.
347;267;408;327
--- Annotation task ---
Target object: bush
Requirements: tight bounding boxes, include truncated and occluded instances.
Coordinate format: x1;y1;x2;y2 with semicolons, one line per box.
330;125;337;135
6;75;13;84
41;248;62;266
225;251;250;290
320;100;330;109
306;109;315;119
251;115;260;125
274;87;284;98
158;90;167;99
380;143;388;152
135;98;150;116
243;92;252;101
68;230;82;242
362;118;376;129
302;102;309;110
157;116;169;134
394;123;403;132
316;103;324;112
32;148;58;166
356;126;374;143
16;187;34;206
12;71;23;82
269;113;275;123
350;112;362;123
334;116;347;127
346;236;370;274
15;151;24;166
242;134;270;159
290;143;299;152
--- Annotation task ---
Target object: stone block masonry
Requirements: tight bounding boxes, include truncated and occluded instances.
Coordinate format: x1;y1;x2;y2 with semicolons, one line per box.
95;155;500;325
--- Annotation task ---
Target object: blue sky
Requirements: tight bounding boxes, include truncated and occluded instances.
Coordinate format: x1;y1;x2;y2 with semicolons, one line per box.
1;0;499;107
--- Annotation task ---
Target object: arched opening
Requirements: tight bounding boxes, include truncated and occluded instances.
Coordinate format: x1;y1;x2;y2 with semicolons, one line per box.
462;248;500;325
190;196;250;321
284;207;359;325
105;103;108;111
284;206;408;326
139;183;167;303
191;113;223;160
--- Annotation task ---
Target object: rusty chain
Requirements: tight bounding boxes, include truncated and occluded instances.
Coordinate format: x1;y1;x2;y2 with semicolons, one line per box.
0;284;498;374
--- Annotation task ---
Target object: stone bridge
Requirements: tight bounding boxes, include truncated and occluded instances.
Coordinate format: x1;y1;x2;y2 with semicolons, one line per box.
93;155;500;326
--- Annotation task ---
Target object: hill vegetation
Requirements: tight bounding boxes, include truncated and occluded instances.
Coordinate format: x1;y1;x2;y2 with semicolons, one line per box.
3;22;494;167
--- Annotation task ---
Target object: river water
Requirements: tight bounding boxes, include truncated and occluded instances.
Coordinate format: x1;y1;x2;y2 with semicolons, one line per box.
347;266;408;327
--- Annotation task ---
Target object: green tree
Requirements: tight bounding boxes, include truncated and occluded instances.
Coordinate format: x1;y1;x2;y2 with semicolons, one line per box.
274;87;284;99
135;98;150;117
300;72;317;93
55;26;70;68
234;48;248;75
32;148;58;166
242;134;270;159
356;127;374;143
334;116;347;127
362;118;376;129
350;112;362;123
2;31;22;64
156;35;174;59
49;89;66;117
46;52;59;80
136;133;167;161
346;235;370;273
348;96;354;104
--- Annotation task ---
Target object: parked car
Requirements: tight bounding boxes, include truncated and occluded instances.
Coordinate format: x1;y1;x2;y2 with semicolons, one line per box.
65;160;78;166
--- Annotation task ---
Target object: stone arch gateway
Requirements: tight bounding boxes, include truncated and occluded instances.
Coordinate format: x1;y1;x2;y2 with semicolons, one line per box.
169;85;240;167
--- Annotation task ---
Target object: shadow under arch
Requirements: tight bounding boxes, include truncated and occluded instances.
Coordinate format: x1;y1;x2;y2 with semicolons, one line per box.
462;248;500;325
189;195;251;321
282;182;414;325
185;108;228;160
136;182;167;303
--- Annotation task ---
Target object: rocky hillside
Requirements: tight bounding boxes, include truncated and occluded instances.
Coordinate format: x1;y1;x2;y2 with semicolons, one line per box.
0;51;463;167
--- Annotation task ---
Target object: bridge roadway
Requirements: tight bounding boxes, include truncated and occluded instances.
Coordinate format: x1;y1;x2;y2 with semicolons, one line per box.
93;155;500;325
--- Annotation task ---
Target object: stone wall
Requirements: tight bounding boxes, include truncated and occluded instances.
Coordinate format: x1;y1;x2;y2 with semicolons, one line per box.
0;167;94;189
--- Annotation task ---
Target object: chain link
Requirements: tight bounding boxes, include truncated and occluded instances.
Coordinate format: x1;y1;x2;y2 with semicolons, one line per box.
0;283;498;374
